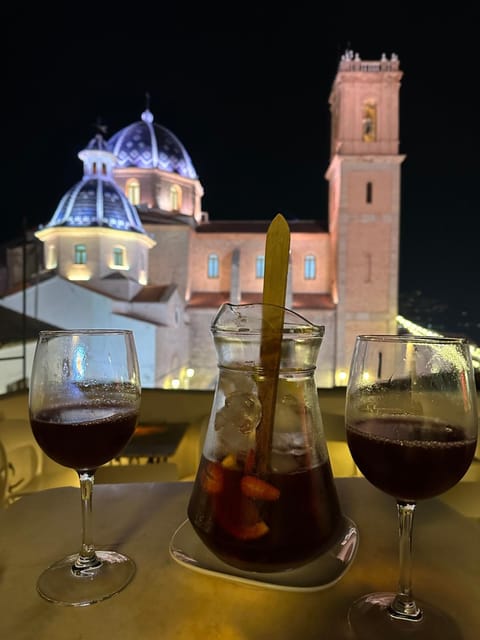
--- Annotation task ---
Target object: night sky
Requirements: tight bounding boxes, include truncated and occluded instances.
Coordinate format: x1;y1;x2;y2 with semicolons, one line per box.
5;6;479;339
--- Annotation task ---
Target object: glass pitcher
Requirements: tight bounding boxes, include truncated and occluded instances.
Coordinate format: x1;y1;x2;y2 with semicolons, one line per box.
187;303;345;572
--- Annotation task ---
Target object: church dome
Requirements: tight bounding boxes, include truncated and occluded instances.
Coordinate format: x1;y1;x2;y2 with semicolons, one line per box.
47;179;146;233
107;109;197;179
45;134;147;234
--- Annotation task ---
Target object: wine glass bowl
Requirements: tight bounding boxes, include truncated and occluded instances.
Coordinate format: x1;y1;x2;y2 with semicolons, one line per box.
345;334;478;638
28;329;141;606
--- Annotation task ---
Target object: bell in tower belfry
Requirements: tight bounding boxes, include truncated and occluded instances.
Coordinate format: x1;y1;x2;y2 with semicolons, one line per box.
362;102;376;142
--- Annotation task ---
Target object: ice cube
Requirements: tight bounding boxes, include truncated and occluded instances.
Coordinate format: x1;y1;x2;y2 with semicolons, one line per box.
270;451;300;473
274;393;306;433
215;391;262;435
218;369;256;397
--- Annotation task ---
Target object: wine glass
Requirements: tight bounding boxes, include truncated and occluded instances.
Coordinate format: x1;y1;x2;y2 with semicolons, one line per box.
345;334;478;639
28;329;141;606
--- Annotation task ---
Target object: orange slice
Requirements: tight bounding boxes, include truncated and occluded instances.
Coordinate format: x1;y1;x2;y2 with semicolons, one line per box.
241;475;280;501
221;453;238;469
231;520;270;540
201;461;223;494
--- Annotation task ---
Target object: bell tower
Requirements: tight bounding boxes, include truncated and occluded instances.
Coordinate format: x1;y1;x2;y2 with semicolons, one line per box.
326;51;405;384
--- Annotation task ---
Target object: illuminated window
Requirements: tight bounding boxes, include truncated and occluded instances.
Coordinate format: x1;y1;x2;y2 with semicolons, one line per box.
126;179;140;205
366;181;373;203
256;255;265;278
113;246;126;266
362;102;376;142
74;244;87;265
304;255;316;280
170;184;182;211
46;245;57;269
208;253;219;278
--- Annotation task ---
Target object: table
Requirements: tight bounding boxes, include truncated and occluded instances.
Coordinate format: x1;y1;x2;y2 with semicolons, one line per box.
120;423;188;460
0;479;478;639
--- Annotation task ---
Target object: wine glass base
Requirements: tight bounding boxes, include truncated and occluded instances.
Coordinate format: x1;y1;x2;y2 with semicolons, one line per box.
37;550;136;607
348;592;463;640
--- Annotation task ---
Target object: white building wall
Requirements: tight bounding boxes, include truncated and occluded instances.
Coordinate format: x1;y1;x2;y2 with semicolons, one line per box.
187;308;218;387
145;224;191;299
153;323;191;388
0;277;159;389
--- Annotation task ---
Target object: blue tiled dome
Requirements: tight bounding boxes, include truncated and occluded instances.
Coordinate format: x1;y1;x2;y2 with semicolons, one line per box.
48;179;146;232
45;134;147;234
107;109;197;179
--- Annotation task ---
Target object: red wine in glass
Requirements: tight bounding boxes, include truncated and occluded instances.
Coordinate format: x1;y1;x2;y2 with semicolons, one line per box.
345;334;478;640
28;330;141;607
31;404;138;472
346;417;477;501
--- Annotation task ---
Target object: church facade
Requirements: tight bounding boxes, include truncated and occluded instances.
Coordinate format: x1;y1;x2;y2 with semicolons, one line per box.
0;51;404;391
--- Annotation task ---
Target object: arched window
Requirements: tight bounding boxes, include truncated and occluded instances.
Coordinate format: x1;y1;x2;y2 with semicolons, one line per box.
362;102;376;142
366;181;373;203
304;255;316;280
126;179;140;205
207;253;219;278
113;246;126;267
74;244;87;265
256;255;265;279
170;184;182;211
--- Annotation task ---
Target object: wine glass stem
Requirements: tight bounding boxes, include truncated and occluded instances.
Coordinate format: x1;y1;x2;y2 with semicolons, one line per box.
389;500;422;622
72;471;102;575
